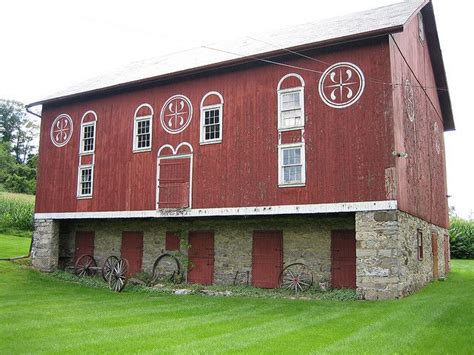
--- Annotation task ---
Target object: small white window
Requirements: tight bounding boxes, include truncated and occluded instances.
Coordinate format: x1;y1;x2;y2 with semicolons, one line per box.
77;165;93;198
133;103;153;152
81;122;95;153
200;91;224;144
278;143;305;186
277;73;305;130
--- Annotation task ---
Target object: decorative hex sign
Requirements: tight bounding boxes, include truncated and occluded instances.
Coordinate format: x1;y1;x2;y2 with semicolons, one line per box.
318;62;365;108
160;95;193;134
434;121;441;155
50;114;73;147
404;79;416;122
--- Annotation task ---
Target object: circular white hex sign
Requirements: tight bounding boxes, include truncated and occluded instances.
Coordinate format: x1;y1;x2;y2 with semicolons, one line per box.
50;114;73;147
160;95;193;134
318;62;365;108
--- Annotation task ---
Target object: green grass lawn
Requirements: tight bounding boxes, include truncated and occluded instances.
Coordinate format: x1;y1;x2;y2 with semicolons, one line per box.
0;234;31;258
0;235;472;354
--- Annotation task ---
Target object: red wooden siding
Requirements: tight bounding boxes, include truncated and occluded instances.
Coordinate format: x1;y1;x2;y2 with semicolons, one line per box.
252;231;283;288
158;158;190;208
121;232;143;276
74;231;95;262
331;230;356;289
432;233;439;279
187;231;214;285
36;38;397;215
390;16;448;229
444;234;450;274
165;232;180;251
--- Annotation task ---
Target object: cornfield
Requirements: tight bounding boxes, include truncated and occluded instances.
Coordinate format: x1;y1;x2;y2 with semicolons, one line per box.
0;192;34;231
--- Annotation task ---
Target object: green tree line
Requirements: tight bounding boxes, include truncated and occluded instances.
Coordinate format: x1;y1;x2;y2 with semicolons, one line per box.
0;99;38;194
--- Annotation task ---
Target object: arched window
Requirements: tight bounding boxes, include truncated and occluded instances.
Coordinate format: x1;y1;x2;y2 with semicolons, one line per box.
277;73;305;130
200;91;224;144
133;103;153;152
80;111;97;154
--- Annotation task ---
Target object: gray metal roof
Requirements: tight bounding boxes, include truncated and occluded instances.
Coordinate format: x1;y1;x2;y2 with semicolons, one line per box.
31;0;426;106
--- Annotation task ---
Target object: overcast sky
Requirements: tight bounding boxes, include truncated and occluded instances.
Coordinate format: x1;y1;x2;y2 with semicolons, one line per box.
0;0;472;218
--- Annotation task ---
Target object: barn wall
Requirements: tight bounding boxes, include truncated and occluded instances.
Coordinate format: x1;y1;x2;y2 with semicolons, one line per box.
356;210;448;300
36;38;395;214
390;15;449;228
59;215;354;285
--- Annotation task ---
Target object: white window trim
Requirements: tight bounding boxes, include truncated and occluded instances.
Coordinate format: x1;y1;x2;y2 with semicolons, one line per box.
277;87;305;131
77;164;94;199
278;142;306;187
200;91;224;145
79;121;96;155
200;104;223;144
133;103;153;152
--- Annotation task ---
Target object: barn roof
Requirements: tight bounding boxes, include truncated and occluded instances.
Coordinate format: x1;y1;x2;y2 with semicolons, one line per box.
28;0;454;130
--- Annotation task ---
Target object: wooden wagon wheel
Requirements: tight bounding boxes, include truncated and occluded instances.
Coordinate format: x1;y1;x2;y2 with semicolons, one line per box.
152;253;182;283
74;255;97;277
279;263;314;293
108;258;129;292
101;256;119;282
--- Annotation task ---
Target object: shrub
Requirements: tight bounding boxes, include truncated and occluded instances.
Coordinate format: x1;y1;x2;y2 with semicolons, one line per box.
449;218;474;259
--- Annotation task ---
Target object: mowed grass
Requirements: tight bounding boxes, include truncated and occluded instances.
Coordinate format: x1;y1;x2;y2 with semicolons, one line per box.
0;235;473;354
0;234;31;258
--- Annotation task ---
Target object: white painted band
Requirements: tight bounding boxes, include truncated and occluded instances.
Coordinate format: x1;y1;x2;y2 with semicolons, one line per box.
35;200;397;220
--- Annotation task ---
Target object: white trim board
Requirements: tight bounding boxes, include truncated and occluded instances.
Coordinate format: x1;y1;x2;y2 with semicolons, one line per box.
35;200;397;220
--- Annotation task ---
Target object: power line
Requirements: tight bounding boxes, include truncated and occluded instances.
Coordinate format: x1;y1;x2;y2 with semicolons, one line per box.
201;43;449;92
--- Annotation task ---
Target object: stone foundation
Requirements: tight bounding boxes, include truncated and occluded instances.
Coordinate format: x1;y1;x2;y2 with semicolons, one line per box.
356;210;448;300
31;219;59;272
58;215;354;285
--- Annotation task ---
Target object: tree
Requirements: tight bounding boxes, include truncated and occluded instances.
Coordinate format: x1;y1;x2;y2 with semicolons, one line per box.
0;99;39;163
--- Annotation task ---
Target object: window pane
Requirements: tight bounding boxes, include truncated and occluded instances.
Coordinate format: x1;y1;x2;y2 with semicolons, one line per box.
283;148;301;165
82;125;95;152
281;92;300;110
135;118;151;149
203;108;221;141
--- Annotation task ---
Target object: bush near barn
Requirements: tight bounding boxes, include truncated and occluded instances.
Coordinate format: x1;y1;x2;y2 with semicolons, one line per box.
449;217;474;259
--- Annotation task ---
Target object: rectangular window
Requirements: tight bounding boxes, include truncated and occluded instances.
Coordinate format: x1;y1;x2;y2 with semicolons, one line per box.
81;123;95;153
133;117;152;151
201;106;222;144
77;166;93;198
417;229;423;260
279;89;303;129
165;232;181;251
279;144;305;186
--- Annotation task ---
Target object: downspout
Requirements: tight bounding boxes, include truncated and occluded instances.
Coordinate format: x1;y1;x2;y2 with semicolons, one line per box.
0;104;42;261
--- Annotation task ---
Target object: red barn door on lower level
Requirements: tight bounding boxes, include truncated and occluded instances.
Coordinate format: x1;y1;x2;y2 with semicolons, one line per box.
158;157;191;208
444;234;450;274
121;232;143;277
252;231;283;288
432;233;439;279
74;231;95;263
331;230;356;289
188;231;214;285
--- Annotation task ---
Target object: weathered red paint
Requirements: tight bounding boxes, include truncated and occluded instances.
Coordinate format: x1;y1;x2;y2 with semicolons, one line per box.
165;232;180;251
331;230;356;289
251;231;283;288
390;15;449;229
158;158;190;208
74;231;95;262
187;231;214;285
121;232;143;276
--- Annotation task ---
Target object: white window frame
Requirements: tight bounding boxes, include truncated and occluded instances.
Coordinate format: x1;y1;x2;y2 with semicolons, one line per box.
79;111;97;155
133;103;153;152
278;143;306;187
200;91;224;145
277;73;305;131
77;165;94;198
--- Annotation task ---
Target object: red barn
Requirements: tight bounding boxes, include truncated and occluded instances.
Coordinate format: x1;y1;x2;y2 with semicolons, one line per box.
29;0;454;299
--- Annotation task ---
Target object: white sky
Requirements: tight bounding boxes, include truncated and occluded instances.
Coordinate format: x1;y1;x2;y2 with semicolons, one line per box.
0;0;472;218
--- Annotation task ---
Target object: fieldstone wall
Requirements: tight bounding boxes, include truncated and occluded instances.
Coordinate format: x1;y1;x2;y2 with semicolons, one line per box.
31;219;59;272
60;215;354;285
356;210;449;300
